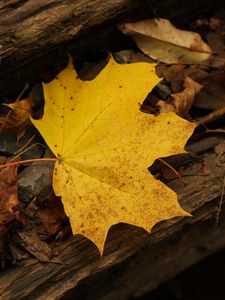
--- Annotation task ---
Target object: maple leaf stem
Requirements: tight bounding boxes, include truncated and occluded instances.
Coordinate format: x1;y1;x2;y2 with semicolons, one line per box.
0;158;57;170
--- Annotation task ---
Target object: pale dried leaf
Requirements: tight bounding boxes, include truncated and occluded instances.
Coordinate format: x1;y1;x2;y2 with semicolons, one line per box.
119;18;211;64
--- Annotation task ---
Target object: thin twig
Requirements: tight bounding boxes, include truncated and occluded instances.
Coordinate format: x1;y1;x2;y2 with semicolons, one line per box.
195;119;209;130
14;134;37;155
9;142;45;163
216;173;225;225
157;158;181;178
207;129;225;134
0;158;57;170
17;83;29;101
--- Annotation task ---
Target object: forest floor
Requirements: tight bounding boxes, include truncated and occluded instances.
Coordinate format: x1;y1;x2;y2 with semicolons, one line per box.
1;4;225;300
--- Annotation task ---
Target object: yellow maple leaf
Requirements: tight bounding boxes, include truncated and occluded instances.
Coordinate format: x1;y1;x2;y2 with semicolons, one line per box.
31;56;195;253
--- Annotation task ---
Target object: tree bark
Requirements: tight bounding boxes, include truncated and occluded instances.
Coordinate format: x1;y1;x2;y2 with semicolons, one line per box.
0;0;224;97
1;138;225;299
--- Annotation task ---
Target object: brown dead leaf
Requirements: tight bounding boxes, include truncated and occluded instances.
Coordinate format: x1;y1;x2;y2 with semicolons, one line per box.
16;230;52;262
199;104;225;124
194;72;225;111
114;50;155;64
0;97;33;141
156;64;208;93
119;18;211;64
208;17;225;68
0;156;20;237
157;76;203;117
24;195;67;240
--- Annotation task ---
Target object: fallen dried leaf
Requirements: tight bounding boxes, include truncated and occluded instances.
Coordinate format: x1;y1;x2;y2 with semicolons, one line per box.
1;97;33;141
208;17;225;68
119;18;211;64
157;76;203;117
194;72;225;111
16;230;52;262
0;156;20;237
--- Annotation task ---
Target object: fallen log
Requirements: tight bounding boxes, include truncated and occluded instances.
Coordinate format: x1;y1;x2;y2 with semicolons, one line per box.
1;136;225;299
0;0;224;97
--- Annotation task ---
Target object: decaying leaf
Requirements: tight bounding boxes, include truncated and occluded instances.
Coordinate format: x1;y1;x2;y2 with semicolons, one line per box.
0;97;33;140
0;157;20;237
16;230;52;262
31;56;195;253
208;17;225;68
119;18;211;64
193;72;225;111
157;76;203;117
156;64;208;93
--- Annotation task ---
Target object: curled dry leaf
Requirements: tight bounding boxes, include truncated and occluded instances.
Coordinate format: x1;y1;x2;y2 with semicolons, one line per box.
119;18;211;64
157;76;203;117
31;55;195;254
0;97;33;141
156;64;208;93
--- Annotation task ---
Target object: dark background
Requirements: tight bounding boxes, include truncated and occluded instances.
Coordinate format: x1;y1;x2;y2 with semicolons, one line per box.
136;248;225;300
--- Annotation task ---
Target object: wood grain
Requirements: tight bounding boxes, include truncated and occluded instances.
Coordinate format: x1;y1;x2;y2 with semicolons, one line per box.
1;139;225;299
0;0;224;97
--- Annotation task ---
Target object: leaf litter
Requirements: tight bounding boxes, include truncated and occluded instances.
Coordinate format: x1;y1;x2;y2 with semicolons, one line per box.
156;76;203;117
0;156;20;238
0;97;33;141
1;12;225;264
119;18;211;64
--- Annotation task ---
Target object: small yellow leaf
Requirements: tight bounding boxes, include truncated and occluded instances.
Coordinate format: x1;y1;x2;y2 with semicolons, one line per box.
31;56;195;253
